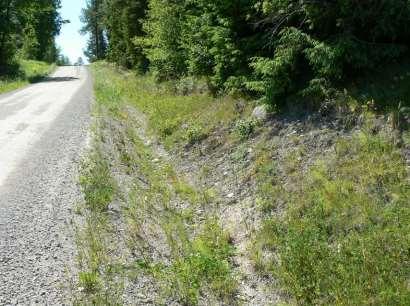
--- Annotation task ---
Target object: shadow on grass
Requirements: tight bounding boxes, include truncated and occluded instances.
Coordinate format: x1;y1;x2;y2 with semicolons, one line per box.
0;63;24;80
349;59;410;110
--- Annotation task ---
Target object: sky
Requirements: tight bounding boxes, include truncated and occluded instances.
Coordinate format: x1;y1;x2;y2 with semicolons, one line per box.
56;0;88;64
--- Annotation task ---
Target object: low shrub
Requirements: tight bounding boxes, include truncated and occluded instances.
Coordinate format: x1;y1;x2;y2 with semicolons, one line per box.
235;118;257;139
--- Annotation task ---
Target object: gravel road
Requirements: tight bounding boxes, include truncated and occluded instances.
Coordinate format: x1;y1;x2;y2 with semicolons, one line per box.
0;66;92;305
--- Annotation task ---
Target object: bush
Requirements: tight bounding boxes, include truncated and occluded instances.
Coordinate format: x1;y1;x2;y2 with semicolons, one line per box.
246;28;311;105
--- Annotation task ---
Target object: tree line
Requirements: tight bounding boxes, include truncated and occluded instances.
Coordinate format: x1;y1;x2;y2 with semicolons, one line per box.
81;0;410;105
0;0;65;73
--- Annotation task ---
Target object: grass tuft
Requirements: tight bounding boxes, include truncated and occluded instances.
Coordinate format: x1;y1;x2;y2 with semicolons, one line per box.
162;220;236;305
79;150;117;212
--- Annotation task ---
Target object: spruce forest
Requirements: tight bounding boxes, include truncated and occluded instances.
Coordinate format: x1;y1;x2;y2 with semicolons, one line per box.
81;0;410;107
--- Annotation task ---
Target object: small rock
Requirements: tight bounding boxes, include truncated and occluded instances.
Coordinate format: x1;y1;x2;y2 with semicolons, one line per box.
251;105;269;122
370;117;387;135
227;193;234;199
243;286;256;298
235;100;246;113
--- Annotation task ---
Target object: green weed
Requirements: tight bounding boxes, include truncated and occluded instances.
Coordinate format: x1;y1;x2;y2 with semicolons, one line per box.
123;140;236;304
79;150;117;212
184;124;207;145
235;118;257;139
161;220;236;305
251;141;287;213
78;271;100;292
75;141;123;304
254;132;410;305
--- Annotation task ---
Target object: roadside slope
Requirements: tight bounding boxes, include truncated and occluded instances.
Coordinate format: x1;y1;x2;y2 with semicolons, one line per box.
75;62;410;305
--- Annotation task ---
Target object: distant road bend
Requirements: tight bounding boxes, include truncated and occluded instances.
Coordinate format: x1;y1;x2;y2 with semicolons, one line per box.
0;66;92;304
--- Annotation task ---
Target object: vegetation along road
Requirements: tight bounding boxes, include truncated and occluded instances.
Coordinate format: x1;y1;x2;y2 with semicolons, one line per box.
1;0;410;305
0;66;92;304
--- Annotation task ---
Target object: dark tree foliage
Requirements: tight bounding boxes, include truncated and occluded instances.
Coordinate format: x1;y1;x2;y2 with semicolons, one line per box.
103;0;148;71
0;0;18;67
137;0;186;80
0;0;64;72
82;0;410;105
245;0;410;104
181;0;255;87
81;0;107;62
19;0;66;62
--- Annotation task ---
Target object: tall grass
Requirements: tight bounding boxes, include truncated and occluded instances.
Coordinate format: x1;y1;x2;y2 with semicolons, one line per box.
91;62;251;148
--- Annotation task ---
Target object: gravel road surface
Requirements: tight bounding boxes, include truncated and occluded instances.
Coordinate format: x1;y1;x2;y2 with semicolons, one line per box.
0;66;92;305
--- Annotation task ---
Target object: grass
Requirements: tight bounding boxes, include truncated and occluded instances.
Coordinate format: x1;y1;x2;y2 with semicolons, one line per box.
75;142;122;305
0;60;55;94
142;220;236;305
252;131;410;305
165;220;236;305
91;62;253;148
79;150;117;212
121;128;236;305
75;62;238;305
82;61;410;305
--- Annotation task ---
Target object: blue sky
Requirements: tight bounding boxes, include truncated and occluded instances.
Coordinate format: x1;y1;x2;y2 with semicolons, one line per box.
56;0;88;64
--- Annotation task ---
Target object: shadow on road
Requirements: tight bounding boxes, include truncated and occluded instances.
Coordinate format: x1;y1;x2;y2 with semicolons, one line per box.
43;76;80;82
29;76;79;83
